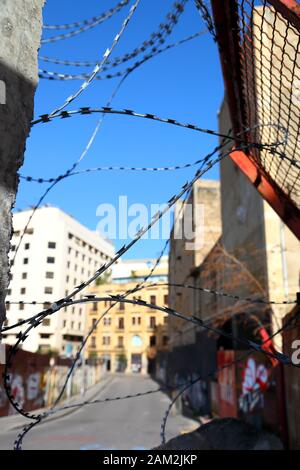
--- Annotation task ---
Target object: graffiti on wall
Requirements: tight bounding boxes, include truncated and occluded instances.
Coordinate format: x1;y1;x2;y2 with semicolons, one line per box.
238;357;269;414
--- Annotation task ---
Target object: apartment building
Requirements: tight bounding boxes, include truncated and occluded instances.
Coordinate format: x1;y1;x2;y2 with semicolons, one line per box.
3;206;115;355
86;259;169;374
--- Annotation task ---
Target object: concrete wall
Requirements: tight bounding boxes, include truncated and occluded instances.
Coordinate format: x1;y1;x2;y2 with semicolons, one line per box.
0;0;45;328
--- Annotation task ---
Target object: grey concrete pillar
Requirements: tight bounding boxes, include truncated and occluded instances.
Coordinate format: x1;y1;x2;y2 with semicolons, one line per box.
0;0;45;328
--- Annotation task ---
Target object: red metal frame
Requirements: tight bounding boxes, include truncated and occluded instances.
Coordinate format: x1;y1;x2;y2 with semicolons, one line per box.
211;0;300;240
231;149;300;237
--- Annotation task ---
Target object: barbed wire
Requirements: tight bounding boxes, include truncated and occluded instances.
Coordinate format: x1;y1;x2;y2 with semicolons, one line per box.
3;142;241;420
42;0;129;31
14;6;192;263
4;0;298;452
41;0;130;44
3;136;295;425
3;281;297;333
39;1;187;67
193;0;216;41
32;108;289;151
47;0;140;118
12;307;300;450
38;31;205;82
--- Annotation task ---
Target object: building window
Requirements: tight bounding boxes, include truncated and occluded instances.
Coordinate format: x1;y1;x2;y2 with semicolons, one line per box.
150;335;156;347
164;295;168;305
92;302;98;312
25;228;34;235
43;302;51;309
117;336;124;348
46;272;54;279
91;336;96;348
164;316;168;325
19;303;24;311
66;275;69;283
71;321;74;329
92;319;97;328
20;288;26;295
23;258;28;265
6;289;11;296
47;257;55;264
150;295;156;305
40;333;50;339
11;245;16;251
102;336;110;346
42;319;51;326
118;317;124;330
74;264;77;272
63;320;66;328
119;302;125;311
162;336;168;346
79;308;82;316
44;287;53;294
68;247;72;254
6;303;10;311
72;307;75;314
67;261;70;268
150;317;156;328
137;317;141;325
22;273;27;280
132;317;136;325
48;242;56;249
75;251;78;258
68;233;73;240
78;322;81;330
24;243;30;250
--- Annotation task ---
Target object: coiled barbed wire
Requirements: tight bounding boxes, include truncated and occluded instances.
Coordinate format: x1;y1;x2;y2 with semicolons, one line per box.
42;0;129;34
3;136;292;422
3;144;238;420
40;1;187;67
38;31;205;82
32;108;288;150
47;0;140;117
3;281;297;333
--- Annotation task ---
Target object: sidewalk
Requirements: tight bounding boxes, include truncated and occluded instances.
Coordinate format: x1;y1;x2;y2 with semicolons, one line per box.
0;374;114;433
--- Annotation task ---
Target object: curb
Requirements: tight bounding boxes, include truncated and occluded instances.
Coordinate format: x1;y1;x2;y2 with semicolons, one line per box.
4;374;115;432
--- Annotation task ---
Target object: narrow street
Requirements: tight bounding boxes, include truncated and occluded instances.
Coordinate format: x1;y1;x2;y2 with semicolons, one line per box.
0;375;198;450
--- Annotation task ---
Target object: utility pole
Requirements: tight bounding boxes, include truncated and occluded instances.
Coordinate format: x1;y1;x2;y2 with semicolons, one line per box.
0;0;45;330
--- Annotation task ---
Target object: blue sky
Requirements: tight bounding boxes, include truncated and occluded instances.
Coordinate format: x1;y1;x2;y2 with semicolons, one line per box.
16;0;224;259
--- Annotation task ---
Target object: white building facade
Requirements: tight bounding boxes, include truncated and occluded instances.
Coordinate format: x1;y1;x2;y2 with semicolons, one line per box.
4;206;115;356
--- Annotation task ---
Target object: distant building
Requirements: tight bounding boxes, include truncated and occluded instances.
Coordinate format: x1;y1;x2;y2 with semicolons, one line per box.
168;180;222;348
3;206;115;355
86;259;169;374
111;256;168;284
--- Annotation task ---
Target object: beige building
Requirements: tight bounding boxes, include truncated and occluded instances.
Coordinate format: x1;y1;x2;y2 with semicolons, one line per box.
3;206;115;355
168;180;222;348
218;98;300;350
86;260;169;374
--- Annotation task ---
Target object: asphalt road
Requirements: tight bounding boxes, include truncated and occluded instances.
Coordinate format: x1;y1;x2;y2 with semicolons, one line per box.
0;374;198;450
